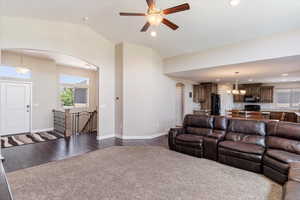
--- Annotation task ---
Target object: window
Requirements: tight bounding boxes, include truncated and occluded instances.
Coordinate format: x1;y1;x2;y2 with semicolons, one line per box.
275;88;300;108
59;74;89;108
0;66;31;79
292;89;300;107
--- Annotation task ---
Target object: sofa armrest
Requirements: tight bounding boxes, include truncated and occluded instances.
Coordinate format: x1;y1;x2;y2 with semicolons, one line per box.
207;130;226;141
168;128;185;150
289;162;300;182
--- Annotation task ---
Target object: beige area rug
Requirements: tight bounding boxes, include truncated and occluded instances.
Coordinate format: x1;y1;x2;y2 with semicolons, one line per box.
7;146;282;200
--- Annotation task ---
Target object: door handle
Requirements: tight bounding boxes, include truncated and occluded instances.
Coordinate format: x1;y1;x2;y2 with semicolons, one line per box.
26;105;30;112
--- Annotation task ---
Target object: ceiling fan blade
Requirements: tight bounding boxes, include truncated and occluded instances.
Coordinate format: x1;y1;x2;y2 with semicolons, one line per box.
141;22;151;32
146;0;155;9
163;3;190;15
162;18;179;30
120;12;146;16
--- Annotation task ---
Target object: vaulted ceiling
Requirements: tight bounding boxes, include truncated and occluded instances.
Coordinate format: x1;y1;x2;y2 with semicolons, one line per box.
1;0;300;58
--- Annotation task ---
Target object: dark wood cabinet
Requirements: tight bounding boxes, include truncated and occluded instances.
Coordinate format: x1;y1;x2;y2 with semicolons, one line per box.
193;85;205;103
233;84;274;103
233;94;244;103
193;83;217;110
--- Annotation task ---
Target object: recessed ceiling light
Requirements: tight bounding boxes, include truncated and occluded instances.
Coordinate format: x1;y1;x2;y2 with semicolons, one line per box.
281;73;289;77
150;31;157;37
230;0;240;7
248;79;253;82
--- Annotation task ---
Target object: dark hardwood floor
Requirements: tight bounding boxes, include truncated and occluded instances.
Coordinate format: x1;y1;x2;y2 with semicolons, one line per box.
0;133;168;200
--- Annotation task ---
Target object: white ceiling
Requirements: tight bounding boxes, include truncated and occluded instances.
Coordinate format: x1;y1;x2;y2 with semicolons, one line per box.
5;49;98;70
1;0;300;58
168;56;300;84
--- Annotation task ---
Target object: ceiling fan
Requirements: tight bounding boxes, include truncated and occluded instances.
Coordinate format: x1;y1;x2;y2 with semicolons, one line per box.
119;0;190;32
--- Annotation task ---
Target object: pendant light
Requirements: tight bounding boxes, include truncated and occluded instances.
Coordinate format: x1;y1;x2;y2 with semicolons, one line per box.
227;72;246;95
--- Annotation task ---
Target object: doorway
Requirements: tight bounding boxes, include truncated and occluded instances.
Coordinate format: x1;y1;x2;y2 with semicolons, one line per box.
0;81;32;136
176;83;185;126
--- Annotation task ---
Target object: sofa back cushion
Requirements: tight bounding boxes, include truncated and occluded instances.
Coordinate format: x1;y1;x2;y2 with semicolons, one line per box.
226;119;266;147
184;115;213;136
214;116;228;130
267;121;300;154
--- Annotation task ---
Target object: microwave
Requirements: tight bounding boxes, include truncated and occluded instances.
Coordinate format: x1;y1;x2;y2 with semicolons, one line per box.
244;95;260;103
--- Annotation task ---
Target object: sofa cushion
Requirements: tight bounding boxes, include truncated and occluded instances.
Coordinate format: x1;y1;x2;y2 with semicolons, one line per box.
264;155;289;174
219;147;262;162
214;116;228;130
226;132;265;147
267;150;300;163
183;115;214;129
219;141;264;162
175;134;203;148
267;136;300;155
186;127;212;137
228;119;266;136
225;119;266;147
268;121;300;140
219;141;265;155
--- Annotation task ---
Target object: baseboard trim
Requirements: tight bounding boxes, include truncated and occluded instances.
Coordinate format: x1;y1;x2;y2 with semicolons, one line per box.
116;132;167;140
97;134;115;141
31;128;54;133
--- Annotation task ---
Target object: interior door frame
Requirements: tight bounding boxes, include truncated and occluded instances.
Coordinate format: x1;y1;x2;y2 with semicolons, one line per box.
0;80;33;135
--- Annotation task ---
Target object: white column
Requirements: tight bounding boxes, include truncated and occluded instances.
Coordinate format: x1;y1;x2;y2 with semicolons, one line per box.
0;49;4;160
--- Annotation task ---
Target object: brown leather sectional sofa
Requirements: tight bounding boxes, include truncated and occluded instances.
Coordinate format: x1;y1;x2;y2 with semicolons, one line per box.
168;114;300;200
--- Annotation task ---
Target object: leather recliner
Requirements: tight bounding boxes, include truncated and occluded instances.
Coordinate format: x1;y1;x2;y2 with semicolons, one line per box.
218;119;267;173
263;121;300;184
168;115;227;159
203;116;228;161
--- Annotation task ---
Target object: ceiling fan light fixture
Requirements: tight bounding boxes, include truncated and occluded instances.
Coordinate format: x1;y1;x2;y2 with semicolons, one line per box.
150;31;157;37
147;13;163;26
230;0;241;7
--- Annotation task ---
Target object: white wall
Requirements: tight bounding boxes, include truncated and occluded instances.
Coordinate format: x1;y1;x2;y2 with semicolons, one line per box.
164;29;300;74
0;16;115;138
217;83;234;115
114;44;123;138
1;51;98;131
115;43;180;139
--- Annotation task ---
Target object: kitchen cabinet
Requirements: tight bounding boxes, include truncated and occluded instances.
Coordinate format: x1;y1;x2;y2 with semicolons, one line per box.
260;86;274;103
193;83;217;110
233;84;274;103
233;85;245;103
193;85;205;103
233;94;244;103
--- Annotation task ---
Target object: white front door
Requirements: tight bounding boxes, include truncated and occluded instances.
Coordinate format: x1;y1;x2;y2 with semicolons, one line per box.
0;82;31;136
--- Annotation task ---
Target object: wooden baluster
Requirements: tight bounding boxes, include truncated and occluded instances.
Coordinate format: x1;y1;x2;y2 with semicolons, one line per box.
65;109;72;137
